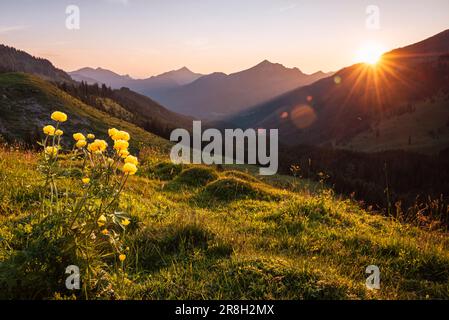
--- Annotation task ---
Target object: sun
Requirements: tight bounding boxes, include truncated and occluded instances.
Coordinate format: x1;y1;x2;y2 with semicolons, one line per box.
355;42;386;65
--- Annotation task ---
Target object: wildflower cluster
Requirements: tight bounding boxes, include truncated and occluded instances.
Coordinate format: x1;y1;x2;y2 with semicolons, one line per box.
38;111;139;296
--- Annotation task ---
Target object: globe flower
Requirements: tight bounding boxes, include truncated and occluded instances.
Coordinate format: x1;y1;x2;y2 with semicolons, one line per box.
122;163;138;175
119;150;129;158
55;129;63;136
87;133;95;140
124;155;138;166
73;133;85;141
45;146;58;157
101;229;109;235
88;139;108;153
75;140;87;149
119;254;126;262
82;177;90;184
51;111;68;122
122;218;130;226
120;131;130;141
112;130;130;141
114;140;129;151
108;128;119;138
43;125;56;136
97;215;107;227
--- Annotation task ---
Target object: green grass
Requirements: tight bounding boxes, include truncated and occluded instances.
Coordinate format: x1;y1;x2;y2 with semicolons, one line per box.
202;177;280;201
175;166;219;187
1;146;449;300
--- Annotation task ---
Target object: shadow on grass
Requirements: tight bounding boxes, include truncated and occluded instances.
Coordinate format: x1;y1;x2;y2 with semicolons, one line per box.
129;221;233;274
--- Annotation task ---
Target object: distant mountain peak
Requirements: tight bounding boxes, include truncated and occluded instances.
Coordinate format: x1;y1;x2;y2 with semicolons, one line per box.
244;60;309;77
259;59;273;65
177;66;192;72
256;59;282;67
310;70;334;77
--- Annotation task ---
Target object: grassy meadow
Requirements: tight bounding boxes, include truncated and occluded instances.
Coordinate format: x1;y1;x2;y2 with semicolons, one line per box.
1;137;449;300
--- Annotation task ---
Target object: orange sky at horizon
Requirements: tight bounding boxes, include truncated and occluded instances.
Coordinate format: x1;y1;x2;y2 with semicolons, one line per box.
1;0;449;78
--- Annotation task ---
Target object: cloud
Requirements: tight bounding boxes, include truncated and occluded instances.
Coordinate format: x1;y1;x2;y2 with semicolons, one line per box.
0;25;27;34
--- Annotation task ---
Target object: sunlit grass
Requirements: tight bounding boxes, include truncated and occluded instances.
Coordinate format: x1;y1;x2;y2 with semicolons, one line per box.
1;139;449;299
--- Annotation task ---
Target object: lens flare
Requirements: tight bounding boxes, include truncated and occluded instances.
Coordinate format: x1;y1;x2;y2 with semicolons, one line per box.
291;105;317;129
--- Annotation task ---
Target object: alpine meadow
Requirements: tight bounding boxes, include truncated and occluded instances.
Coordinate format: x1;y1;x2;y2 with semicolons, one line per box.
1;0;449;307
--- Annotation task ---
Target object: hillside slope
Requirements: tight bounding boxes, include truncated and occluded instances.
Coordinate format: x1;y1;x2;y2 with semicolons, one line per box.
0;73;170;151
0;44;191;140
109;87;193;130
0;44;72;83
58;81;194;139
228;30;449;154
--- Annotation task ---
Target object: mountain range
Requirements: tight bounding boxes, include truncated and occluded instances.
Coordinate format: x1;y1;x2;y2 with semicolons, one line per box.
0;45;192;144
228;29;449;154
1;29;449;155
69;66;203;96
70;61;333;120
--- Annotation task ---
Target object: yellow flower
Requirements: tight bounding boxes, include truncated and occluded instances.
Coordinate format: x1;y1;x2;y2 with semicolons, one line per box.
120;131;130;141
88;139;108;153
55;129;63;136
87;133;95;140
97;215;107;227
122;218;130;226
75;140;87;148
119;150;129;159
43;125;56;136
73;133;86;141
119;254;126;262
101;229;109;235
124;155;138;166
114;139;129;151
45;146;58;157
24;224;33;233
112;130;130;141
108;128;119;138
122;163;138;175
51;111;68;122
82;177;90;184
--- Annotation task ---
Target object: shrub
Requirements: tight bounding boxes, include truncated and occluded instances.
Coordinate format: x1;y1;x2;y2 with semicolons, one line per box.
222;170;260;183
176;166;218;187
129;221;232;272
149;162;183;180
203;177;276;201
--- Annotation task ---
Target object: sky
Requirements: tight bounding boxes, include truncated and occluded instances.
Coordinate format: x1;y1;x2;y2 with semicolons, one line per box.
1;0;449;78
